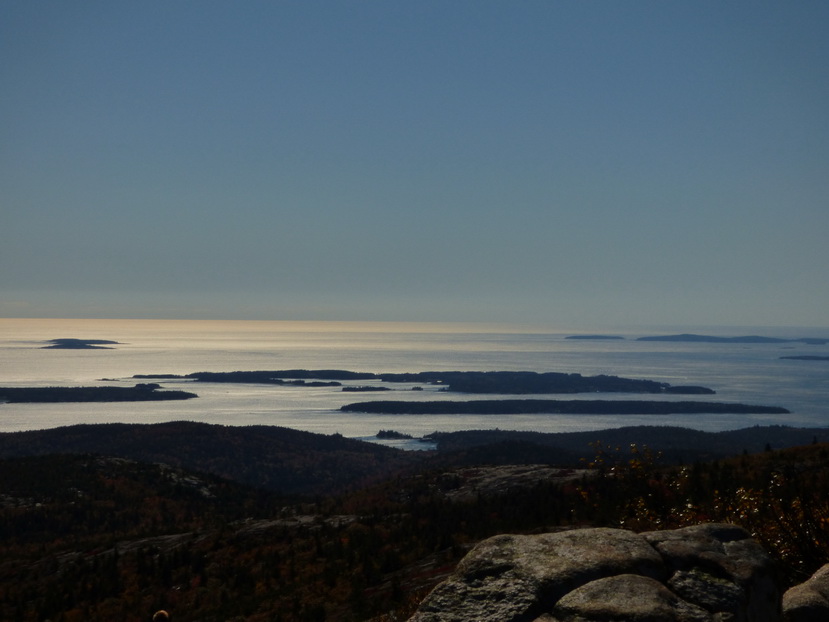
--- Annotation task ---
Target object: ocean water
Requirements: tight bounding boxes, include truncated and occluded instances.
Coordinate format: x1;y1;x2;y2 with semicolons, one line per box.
1;319;827;448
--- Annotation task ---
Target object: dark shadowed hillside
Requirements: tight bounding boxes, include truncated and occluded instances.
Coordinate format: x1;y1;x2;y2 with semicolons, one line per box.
0;421;420;496
3;438;829;621
426;425;829;465
2;422;827;496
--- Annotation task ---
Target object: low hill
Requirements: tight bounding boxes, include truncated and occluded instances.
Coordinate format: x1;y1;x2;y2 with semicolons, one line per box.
0;421;419;496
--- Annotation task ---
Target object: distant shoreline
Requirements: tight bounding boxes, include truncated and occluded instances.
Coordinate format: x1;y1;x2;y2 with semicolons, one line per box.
562;333;829;345
780;355;829;361
565;335;625;340
341;399;790;415
636;333;828;345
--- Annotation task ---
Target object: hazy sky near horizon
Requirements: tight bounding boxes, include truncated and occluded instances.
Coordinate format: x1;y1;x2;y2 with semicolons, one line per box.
2;1;828;329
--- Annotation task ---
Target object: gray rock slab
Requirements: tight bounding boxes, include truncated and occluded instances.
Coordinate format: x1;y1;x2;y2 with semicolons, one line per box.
410;524;782;622
643;523;780;622
783;564;829;622
553;574;711;622
410;528;665;622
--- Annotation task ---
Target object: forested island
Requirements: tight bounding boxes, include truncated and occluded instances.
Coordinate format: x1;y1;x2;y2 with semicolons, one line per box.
0;384;197;403
135;369;714;394
42;338;120;349
341;399;790;415
376;429;414;439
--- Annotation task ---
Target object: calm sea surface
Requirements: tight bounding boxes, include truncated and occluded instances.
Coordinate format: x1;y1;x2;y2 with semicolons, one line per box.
1;319;827;448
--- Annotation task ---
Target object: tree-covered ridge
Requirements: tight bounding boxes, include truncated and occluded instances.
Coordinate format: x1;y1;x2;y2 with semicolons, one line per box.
0;384;196;403
1;422;825;497
423;425;829;465
135;369;715;394
0;421;419;497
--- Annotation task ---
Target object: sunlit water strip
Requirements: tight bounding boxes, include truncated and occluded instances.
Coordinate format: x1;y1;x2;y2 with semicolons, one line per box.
1;319;827;446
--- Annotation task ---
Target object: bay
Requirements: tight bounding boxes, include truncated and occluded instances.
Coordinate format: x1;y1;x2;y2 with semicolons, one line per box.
1;318;827;447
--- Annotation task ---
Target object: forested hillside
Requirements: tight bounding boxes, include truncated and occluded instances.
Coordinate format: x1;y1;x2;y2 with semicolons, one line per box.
0;421;419;496
1;423;829;620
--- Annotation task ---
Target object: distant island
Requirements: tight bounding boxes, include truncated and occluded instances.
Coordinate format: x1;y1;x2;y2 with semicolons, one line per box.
341;399;790;415
376;429;414;439
0;384;197;403
565;335;625;340
42;338;121;349
637;333;828;345
135;369;714;395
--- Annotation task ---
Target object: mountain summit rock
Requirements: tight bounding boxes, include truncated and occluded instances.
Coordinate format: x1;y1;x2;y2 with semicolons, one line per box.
409;523;784;622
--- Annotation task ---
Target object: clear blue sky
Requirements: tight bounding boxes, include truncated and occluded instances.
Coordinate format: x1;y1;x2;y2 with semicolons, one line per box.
2;1;828;328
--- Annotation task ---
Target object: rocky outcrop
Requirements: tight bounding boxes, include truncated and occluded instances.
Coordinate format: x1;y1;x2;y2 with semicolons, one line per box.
783;564;829;621
409;523;781;621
